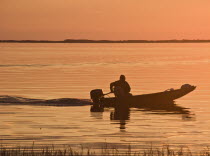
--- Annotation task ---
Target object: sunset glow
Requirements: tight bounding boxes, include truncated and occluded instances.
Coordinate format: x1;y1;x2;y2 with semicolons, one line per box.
1;0;210;40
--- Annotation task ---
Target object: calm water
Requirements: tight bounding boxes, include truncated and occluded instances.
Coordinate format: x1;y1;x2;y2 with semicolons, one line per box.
0;43;210;152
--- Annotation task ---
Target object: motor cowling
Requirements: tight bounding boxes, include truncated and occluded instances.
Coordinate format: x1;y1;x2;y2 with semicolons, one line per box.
90;89;103;103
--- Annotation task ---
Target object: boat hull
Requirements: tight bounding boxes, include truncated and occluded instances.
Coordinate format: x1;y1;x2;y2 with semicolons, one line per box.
100;86;196;108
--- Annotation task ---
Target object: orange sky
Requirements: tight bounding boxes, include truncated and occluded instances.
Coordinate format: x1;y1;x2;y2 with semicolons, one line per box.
1;0;210;40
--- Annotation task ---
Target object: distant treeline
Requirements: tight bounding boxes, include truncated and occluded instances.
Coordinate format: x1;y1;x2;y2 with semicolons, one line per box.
1;39;210;43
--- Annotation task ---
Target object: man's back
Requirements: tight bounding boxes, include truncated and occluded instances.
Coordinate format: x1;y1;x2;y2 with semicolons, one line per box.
110;80;131;94
110;75;131;96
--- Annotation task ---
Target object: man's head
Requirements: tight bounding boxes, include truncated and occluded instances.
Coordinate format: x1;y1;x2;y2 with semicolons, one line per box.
120;75;126;81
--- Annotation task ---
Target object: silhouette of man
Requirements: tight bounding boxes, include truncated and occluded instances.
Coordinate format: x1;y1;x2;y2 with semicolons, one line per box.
110;75;131;97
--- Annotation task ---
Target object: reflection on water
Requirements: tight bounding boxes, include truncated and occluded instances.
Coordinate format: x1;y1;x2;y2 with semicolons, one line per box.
110;101;195;131
136;101;191;115
135;102;196;121
110;108;130;130
90;112;103;120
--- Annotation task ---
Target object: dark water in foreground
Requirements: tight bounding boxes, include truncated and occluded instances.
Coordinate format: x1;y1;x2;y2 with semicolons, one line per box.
0;43;210;152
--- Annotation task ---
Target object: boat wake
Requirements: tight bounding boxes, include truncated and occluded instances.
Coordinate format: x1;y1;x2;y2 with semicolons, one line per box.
0;95;92;106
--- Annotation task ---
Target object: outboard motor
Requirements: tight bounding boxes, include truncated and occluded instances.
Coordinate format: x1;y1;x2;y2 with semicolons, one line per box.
90;89;104;112
90;89;103;103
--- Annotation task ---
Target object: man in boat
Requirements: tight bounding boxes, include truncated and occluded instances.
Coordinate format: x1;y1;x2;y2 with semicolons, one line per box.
110;75;131;98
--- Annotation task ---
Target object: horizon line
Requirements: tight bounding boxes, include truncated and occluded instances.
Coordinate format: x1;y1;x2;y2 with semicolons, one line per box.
1;39;210;43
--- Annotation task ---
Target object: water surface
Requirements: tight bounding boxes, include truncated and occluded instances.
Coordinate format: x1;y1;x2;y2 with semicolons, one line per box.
0;43;210;152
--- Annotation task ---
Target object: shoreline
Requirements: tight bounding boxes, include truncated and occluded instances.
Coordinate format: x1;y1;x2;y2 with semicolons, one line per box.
1;39;210;43
0;143;209;156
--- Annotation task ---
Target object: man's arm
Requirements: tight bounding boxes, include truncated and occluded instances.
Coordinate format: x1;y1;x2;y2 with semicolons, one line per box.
126;82;131;93
110;82;115;92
